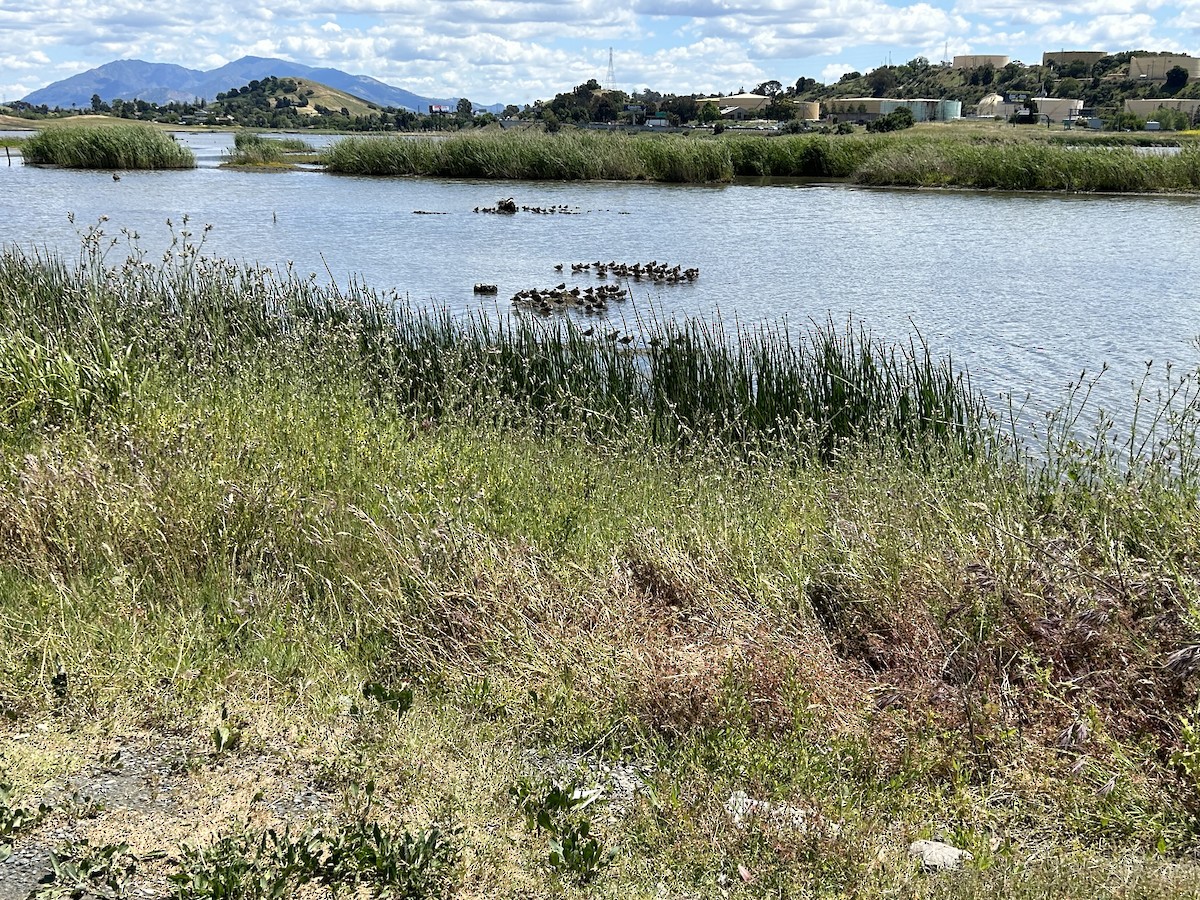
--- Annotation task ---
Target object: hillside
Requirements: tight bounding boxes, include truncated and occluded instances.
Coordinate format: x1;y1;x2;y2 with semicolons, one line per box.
210;76;382;121
793;52;1200;116
20;56;504;114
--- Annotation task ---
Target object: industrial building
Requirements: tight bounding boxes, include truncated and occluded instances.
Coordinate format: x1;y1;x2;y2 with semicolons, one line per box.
1124;98;1200;119
1128;54;1200;80
824;98;961;122
792;101;821;121
975;93;1084;122
952;55;1009;70
697;92;770;120
1042;51;1108;68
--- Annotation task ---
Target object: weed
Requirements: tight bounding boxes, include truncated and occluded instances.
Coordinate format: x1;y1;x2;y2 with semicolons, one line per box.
1;781;50;860
511;776;615;883
34;839;138;900
170;819;459;900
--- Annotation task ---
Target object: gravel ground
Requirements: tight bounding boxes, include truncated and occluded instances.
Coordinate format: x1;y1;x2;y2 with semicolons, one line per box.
1;737;335;900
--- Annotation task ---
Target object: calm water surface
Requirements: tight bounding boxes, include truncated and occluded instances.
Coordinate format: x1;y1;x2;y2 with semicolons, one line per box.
2;130;1198;418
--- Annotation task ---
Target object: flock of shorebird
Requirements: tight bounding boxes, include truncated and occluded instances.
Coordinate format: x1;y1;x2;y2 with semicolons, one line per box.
509;281;628;314
473;198;581;215
559;260;699;284
493;259;700;318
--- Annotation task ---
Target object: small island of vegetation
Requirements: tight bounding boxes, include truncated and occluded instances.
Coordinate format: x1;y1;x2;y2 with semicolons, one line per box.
21;123;195;169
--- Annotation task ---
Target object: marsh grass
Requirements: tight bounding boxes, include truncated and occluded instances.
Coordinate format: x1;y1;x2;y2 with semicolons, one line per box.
321;129;1200;192
0;228;983;460
22;124;195;169
854;137;1200;192
323;130;734;181
5;230;1200;897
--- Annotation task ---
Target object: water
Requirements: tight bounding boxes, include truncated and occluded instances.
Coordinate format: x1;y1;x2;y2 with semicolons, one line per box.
2;130;1199;419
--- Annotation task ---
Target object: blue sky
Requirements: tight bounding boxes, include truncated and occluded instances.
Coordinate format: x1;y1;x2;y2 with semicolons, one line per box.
2;0;1198;106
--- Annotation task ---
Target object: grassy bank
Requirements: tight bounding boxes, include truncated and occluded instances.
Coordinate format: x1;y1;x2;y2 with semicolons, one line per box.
21;123;195;169
4;234;1200;898
322;129;1200;192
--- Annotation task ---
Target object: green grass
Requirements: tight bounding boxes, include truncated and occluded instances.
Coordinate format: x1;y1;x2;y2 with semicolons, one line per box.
21;123;195;169
321;129;1200;192
4;229;1200;897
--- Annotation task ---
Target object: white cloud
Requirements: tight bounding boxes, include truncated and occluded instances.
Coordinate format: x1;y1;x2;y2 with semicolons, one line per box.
821;61;856;80
4;0;1198;104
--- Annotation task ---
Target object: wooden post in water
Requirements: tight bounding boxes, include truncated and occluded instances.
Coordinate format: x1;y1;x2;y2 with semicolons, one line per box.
5;146;10;166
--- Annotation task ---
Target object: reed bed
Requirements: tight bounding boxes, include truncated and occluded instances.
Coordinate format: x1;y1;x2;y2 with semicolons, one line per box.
323;130;734;182
21;124;195;169
320;129;1200;192
854;138;1200;192
0;236;982;460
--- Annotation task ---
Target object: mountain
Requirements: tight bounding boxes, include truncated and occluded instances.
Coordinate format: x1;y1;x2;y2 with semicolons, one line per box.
22;56;506;113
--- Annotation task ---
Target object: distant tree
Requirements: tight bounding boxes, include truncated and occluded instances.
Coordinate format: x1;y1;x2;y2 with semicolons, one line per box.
764;98;795;121
698;101;720;124
1151;106;1189;130
1056;77;1083;99
868;67;897;97
502;104;520;118
89;93;106;113
456;97;473;119
866;106;914;132
1165;65;1189;94
839;71;862;83
1106;111;1144;131
592;95;617;122
753;80;783;97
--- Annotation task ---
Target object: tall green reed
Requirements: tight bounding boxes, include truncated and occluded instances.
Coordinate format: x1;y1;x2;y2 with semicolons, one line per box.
22;125;195;169
0;227;983;460
322;130;735;182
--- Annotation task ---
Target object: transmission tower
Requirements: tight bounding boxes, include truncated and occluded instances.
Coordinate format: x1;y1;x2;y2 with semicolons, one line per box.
606;48;616;88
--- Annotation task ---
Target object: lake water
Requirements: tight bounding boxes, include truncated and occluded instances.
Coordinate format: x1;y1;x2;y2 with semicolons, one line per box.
3;130;1199;421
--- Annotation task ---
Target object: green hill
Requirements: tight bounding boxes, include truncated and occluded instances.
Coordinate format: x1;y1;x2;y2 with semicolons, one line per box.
209;75;388;127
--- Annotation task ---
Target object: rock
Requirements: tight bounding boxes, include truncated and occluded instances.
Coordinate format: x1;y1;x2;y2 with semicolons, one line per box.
909;839;973;871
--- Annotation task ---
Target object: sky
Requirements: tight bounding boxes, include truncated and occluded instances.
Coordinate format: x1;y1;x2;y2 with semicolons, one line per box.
2;0;1199;106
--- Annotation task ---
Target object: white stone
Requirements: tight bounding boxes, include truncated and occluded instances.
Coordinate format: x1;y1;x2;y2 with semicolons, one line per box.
909;839;973;871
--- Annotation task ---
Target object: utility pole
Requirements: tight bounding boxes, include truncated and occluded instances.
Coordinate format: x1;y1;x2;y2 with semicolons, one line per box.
606;48;616;89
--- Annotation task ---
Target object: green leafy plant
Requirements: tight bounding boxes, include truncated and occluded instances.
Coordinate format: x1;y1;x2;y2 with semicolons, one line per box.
1;782;50;861
211;704;243;757
510;776;614;883
357;681;414;719
170;819;458;900
34;839;137;900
